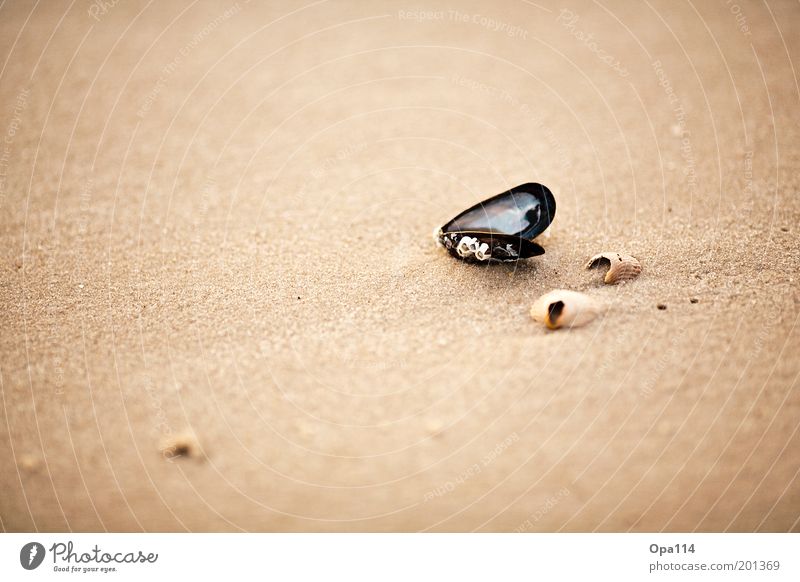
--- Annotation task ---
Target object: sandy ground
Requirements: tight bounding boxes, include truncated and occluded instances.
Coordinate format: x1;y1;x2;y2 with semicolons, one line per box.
1;0;799;532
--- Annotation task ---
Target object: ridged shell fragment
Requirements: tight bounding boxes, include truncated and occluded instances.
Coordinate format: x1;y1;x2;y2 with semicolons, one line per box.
586;252;641;284
530;290;599;330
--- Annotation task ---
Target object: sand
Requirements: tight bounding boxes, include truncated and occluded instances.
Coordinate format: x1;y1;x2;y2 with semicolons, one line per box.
1;0;799;532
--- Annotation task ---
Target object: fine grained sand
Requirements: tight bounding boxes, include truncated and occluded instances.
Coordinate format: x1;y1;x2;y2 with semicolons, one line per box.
1;0;798;532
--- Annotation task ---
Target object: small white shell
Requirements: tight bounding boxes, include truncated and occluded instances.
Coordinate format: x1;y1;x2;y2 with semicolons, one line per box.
530;290;599;330
586;252;641;284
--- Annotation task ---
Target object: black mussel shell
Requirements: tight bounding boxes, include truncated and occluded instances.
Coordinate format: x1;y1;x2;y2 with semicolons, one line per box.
437;183;556;262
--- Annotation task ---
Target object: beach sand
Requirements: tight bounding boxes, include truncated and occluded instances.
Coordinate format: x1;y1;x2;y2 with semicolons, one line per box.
1;0;798;532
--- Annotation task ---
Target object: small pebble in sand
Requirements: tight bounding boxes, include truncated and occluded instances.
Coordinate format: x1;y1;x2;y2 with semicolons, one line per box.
425;418;444;435
160;431;203;461
780;226;789;232
14;258;23;270
531;290;599;330
690;298;699;304
18;454;42;472
586;252;642;284
657;304;668;310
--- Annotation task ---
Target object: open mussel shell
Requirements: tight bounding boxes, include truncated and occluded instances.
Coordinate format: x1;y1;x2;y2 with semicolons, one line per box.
437;183;556;262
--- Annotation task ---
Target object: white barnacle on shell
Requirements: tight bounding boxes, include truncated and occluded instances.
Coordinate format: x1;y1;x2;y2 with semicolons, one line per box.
475;242;491;261
454;236;492;260
456;236;477;257
433;226;444;247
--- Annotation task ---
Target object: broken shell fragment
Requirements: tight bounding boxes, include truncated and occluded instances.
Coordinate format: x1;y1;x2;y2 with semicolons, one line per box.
530;290;599;330
160;431;203;461
586;252;641;284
